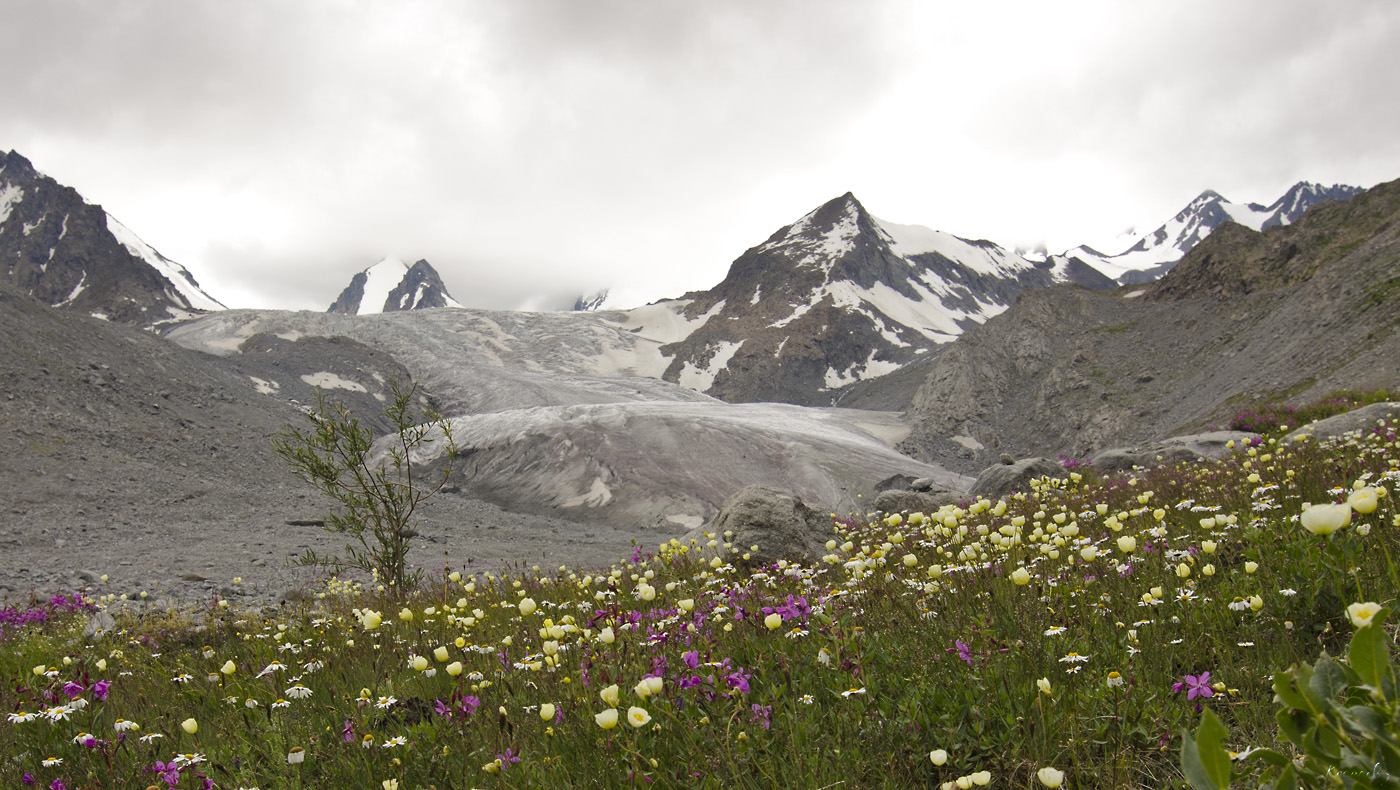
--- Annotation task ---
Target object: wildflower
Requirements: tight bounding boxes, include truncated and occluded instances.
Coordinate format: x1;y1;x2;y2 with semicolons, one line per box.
540;703;556;721
1348;602;1383;629
1249;596;1263;611
971;771;992;785
627;706;652;727
1106;671;1123;688
181;718;198;734
1300;503;1351;536
113;719;139;732
1349;487;1380;514
286;684;312;699
272;699;290;709
1175;672;1214;700
1117;536;1136;554
220;660;236;675
382;736;407;748
764;612;783;630
1037;766;1065;787
519;598;537;616
1228;597;1249;612
446;661;463;677
1037;678;1052;696
597;626;615;644
287;746;305;764
595;708;619;729
359;610;382;630
1059;652;1089;663
383;780;399;790
930;748;948;765
1244;561;1258;574
399;607;414;622
173;752;206;766
376;696;397;709
42;757;61;767
1011;567;1031;585
1176;563;1191;579
433;645;450;662
840;687;867;698
139;733;163;743
600;684;620;706
800;694;814;705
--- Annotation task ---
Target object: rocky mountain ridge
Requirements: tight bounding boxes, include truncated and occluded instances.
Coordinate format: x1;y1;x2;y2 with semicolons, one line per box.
900;176;1400;474
0;150;224;326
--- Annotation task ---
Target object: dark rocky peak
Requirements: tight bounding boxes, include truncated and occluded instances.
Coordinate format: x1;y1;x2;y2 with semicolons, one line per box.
1258;182;1368;229
1;150;40;181
328;257;462;314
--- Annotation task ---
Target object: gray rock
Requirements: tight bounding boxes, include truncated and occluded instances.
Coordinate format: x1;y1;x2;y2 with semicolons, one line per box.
969;457;1063;497
685;485;837;567
1283;402;1400;445
872;489;964;514
83;611;116;641
1090;430;1260;474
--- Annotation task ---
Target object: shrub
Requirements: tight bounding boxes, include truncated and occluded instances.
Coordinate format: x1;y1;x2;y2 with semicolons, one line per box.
272;377;456;594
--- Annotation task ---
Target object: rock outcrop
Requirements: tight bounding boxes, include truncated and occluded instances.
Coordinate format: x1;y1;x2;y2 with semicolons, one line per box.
684;485;839;567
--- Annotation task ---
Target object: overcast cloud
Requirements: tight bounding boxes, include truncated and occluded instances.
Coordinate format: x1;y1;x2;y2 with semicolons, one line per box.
3;0;1398;311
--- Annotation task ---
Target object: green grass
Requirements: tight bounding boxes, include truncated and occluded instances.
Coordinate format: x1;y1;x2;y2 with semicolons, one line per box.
2;418;1397;788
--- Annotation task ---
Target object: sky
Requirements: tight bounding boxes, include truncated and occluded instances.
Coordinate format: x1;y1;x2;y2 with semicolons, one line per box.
3;0;1399;313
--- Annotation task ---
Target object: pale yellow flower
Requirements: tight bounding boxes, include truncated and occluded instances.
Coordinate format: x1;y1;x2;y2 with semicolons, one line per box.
433;646;449;662
600;684;620;707
519;598;537;616
595;708;619;729
1348;601;1383;629
1037;677;1052;696
930;749;948;765
627;706;652;728
1037;766;1065;787
1301;503;1351;536
540;703;556;721
1116;536;1136;554
181;718;197;734
764;613;783;630
1349;487;1380;514
1011;567;1031;586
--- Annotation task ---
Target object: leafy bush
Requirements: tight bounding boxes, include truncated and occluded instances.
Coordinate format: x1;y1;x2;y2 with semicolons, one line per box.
272;378;456;594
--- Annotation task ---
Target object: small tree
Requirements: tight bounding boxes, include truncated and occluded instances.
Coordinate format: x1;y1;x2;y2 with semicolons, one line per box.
272;377;456;594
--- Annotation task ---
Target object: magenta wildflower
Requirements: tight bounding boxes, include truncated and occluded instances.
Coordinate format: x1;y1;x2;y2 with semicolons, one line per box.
1173;672;1215;701
91;680;111;701
62;682;84;699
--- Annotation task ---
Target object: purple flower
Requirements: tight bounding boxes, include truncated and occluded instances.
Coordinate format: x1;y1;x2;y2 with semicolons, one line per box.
682;650;700;669
949;640;974;667
341;718;355;741
22;773;34;786
750;703;773;730
1175;672;1215;701
62;681;84;699
50;780;66;790
725;669;751;695
92;680;111;701
494;747;522;769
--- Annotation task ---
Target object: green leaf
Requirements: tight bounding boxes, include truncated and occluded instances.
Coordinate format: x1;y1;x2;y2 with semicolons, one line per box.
1269;763;1297;790
1276;709;1304;747
1351;620;1392;688
1310;657;1350;703
1274;670;1311;713
1251;748;1290;769
1182;709;1232;790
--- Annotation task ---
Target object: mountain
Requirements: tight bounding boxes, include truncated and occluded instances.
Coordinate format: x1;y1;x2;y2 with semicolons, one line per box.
327;257;463;314
900;176;1400;474
573;289;610;311
0;150;225;325
1055;181;1364;286
647;192;1083;405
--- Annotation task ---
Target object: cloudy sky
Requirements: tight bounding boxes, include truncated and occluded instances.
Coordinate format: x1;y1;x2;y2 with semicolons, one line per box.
4;1;1399;312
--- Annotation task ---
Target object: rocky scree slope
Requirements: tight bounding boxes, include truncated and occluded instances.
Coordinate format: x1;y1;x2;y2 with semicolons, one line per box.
0;287;641;605
0;150;224;325
901;176;1400;474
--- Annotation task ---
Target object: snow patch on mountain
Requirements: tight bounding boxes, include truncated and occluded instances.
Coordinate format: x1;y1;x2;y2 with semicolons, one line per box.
876;218;1029;277
356;258;410;314
677;339;744;390
0;185;23;223
105;214;226;312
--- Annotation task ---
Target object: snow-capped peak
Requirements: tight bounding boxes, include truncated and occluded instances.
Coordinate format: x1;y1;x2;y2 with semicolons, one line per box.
355;257;411;315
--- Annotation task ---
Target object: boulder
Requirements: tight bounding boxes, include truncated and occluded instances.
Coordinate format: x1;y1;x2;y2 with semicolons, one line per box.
969;457;1063;497
872;489;964;514
684;485;838;567
1090;430;1260;474
1283;402;1400;445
